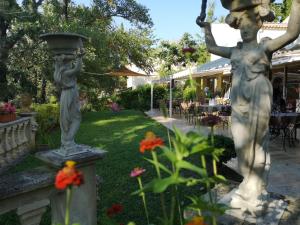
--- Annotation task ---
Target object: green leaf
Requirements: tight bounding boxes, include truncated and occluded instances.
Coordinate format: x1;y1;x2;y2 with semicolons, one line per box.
176;160;206;175
161;146;177;162
144;157;172;175
152;175;185;193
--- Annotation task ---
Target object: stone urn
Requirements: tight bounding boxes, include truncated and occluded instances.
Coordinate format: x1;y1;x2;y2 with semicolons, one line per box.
20;93;32;113
40;32;87;55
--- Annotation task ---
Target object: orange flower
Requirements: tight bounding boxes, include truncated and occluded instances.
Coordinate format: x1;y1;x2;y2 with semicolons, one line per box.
55;160;84;190
185;216;207;225
139;131;164;153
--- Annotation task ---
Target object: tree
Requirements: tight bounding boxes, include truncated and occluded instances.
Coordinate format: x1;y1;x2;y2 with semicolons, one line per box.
6;0;155;103
271;0;292;22
155;33;209;76
0;0;45;100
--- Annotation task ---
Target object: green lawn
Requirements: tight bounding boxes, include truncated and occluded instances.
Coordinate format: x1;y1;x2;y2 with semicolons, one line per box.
0;110;179;225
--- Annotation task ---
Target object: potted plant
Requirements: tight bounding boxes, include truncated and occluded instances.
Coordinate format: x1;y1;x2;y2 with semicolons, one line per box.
0;102;17;123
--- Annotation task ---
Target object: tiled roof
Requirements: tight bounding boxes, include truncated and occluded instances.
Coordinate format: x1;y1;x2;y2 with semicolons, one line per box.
261;23;288;30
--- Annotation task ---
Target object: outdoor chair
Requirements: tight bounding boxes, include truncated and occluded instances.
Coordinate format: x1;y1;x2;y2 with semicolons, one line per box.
186;103;196;125
194;104;206;128
270;116;297;151
295;114;300;142
180;102;189;120
218;106;232;130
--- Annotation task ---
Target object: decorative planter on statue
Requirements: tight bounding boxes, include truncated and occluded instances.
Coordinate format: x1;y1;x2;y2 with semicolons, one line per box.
197;0;300;218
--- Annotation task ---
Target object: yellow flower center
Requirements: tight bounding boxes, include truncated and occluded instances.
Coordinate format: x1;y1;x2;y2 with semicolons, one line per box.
65;160;76;168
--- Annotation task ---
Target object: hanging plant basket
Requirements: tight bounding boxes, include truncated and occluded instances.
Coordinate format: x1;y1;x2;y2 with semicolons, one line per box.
0;113;17;123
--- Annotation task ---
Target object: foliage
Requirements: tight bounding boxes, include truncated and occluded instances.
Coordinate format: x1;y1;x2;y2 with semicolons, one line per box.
183;86;197;101
132;128;227;225
155;33;209;76
118;84;167;110
32;103;60;133
0;0;44;100
212;135;236;163
271;0;292;22
5;0;155;103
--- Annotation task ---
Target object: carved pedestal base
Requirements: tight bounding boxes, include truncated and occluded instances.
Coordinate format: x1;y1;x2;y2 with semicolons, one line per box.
17;199;49;225
219;189;287;225
36;147;106;225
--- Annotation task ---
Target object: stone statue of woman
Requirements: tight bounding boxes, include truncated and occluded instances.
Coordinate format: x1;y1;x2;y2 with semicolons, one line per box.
197;0;300;216
54;49;84;155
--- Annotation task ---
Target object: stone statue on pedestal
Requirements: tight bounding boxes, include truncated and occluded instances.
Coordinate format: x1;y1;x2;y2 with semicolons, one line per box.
197;0;300;216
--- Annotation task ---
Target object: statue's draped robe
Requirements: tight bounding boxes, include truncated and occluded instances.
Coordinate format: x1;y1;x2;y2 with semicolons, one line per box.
230;41;273;213
54;60;81;150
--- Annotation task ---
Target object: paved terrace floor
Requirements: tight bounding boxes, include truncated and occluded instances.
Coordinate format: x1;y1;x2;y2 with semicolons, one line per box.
145;109;300;200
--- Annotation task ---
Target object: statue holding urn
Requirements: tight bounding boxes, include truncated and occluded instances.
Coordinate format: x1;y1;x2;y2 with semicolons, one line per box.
41;33;87;156
197;0;300;216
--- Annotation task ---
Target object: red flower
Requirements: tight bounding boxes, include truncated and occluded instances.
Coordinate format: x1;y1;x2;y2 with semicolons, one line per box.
201;114;222;127
139;131;164;153
106;203;123;218
185;216;207;225
55;161;84;190
130;167;146;177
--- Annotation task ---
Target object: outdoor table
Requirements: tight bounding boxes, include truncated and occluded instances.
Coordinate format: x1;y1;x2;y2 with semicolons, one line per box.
271;112;300;117
199;104;231;113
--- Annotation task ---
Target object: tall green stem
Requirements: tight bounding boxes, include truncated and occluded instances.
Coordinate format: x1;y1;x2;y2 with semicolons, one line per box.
151;151;168;223
137;177;150;225
210;126;217;225
211;126;218;176
65;186;72;225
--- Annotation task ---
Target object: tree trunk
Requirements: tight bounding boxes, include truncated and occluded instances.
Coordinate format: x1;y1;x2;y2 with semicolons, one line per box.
40;77;47;103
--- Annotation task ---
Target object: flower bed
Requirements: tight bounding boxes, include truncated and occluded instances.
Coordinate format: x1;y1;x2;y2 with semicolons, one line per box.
0;102;16;123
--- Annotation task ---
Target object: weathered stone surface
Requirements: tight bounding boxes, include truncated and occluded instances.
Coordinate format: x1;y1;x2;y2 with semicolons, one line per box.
0;117;37;174
37;147;106;225
219;189;287;225
0;167;55;215
0;167;54;201
35;145;106;168
41;33;87;156
198;0;300;217
17;199;50;225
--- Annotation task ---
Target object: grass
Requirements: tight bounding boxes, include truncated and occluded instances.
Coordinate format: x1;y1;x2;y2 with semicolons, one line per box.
0;110;236;225
0;110;178;225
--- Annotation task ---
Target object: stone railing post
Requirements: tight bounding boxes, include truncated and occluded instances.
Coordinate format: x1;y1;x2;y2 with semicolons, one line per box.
36;147;106;225
0;117;34;173
17;199;50;225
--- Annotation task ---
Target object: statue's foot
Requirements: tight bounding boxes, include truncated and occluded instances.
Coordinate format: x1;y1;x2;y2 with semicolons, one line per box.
230;190;269;217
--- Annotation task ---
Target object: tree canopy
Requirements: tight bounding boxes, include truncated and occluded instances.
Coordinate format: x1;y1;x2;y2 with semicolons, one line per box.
3;0;155;102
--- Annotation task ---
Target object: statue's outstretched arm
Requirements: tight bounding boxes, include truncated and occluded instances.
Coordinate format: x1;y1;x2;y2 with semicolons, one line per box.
264;0;300;53
196;18;233;59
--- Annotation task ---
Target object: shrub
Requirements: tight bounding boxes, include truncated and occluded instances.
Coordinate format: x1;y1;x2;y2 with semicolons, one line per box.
32;103;60;133
212;135;236;163
118;84;167;111
183;86;196;101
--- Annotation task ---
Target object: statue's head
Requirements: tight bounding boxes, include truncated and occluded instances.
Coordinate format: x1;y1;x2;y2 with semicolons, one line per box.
225;7;266;42
223;1;275;42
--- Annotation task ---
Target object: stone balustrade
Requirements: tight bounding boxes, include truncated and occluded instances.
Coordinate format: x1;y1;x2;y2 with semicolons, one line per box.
0;116;37;174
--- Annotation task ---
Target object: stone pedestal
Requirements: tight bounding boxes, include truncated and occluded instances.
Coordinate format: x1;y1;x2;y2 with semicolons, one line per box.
219;189;287;225
17;199;49;225
36;145;106;225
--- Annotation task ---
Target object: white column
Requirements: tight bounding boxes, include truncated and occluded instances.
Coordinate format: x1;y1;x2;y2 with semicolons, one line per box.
150;83;154;112
169;76;173;118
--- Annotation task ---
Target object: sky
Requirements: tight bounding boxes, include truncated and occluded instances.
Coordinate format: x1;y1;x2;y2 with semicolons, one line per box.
74;0;283;41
